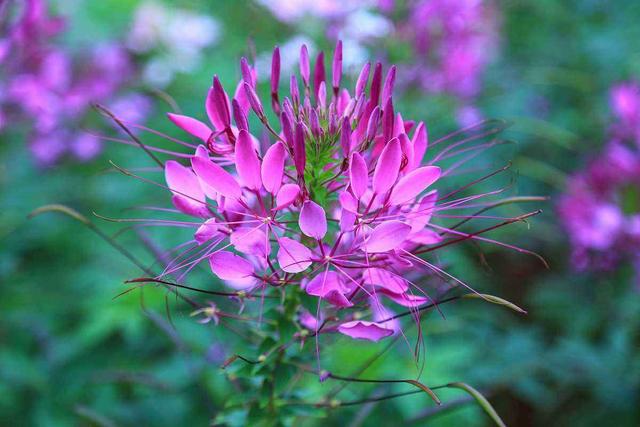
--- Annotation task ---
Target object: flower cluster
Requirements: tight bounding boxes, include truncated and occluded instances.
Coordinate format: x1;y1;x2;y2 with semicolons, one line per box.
151;41;533;343
0;0;149;165
559;82;640;280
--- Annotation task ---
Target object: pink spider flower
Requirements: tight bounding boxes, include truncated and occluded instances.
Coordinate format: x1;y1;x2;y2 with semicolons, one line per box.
123;41;539;345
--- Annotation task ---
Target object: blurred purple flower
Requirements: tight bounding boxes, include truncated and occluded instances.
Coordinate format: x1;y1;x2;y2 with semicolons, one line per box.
559;82;640;281
1;0;150;166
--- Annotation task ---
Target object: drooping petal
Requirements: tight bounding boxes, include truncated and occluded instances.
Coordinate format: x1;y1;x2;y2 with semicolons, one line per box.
193;146;218;199
408;190;438;232
277;237;312;273
339;190;358;213
194;218;220;244
230;226;270;257
167;113;211;142
389;166;441;206
361;220;411;253
165;160;209;217
362;268;409;293
191;156;242;200
306;271;352;308
349;152;368;199
261;142;286;194
372;137;401;194
274;184;300;210
409;229;443;245
337;320;394;342
379;289;430;307
339;209;356;232
299;201;327;239
235;129;262;190
209;251;254;283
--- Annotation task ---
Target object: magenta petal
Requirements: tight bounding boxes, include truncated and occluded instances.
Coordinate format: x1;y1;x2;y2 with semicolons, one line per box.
412;122;428;166
379;289;429;307
389;166;441;206
167;113;211;142
191;156;242;200
261;142;286;194
409;229;442;245
209;251;255;283
339;209;356;232
275;184;300;210
165;160;208;217
230;226;270;257
362;268;408;293
299;201;327;239
339;190;358;213
306;271;352;308
235;129;262;190
361;220;411;253
337;320;394;342
277;237;312;273
194;219;220;244
349;152;368;199
372;137;401;194
408;190;438;232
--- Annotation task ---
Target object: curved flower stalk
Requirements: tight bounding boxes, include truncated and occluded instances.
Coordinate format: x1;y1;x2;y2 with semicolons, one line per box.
0;0;150;166
559;82;640;282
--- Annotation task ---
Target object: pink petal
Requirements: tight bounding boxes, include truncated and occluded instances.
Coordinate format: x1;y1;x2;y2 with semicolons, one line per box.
209;251;255;283
274;184;300;210
362;268;408;293
408;190;438;232
205;88;223;132
389;166;441;206
165;160;208;217
191;156;242;200
194;219;220;244
372;137;401;194
277;237;312;273
167;113;211;142
261;142;286;194
338;191;358;213
230;226;270;257
193;146;218;199
409;229;442;245
379;289;429;307
349;152;368;199
337;320;394;342
361;220;411;253
412;122;428;166
299;201;327;239
339;209;356;232
235;129;262;190
306;271;352;308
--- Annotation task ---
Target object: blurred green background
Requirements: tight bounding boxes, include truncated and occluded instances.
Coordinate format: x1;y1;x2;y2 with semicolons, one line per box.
1;0;639;425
